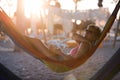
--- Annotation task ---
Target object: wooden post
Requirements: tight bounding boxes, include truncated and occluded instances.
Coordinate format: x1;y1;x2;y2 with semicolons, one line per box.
113;14;120;48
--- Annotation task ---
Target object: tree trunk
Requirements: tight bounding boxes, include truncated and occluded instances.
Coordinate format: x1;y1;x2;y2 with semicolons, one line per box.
16;0;26;33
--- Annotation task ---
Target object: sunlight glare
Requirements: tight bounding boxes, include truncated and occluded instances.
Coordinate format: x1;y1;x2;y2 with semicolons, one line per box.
77;0;98;10
24;0;44;18
58;0;115;11
76;20;81;25
58;0;98;10
58;0;75;10
50;0;56;6
0;0;17;17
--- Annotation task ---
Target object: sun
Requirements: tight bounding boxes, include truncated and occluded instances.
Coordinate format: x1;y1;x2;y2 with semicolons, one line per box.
24;0;45;18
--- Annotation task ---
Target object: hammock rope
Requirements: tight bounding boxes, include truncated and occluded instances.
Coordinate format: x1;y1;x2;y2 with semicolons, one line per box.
0;0;120;73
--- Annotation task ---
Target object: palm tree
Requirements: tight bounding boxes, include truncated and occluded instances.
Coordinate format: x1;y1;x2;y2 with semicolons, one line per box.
98;0;103;7
73;0;81;11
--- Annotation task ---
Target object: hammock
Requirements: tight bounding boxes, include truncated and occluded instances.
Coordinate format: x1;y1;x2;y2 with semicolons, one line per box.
0;1;120;73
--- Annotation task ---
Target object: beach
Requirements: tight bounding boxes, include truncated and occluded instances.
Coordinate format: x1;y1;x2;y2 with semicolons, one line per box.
0;38;120;80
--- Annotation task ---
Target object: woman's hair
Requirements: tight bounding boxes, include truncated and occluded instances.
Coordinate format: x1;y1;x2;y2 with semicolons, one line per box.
87;24;101;39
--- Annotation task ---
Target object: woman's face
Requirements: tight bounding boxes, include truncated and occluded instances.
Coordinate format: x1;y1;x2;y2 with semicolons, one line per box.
85;30;97;41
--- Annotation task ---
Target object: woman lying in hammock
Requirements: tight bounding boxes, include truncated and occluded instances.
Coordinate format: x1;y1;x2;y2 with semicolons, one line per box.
48;24;101;60
0;0;119;72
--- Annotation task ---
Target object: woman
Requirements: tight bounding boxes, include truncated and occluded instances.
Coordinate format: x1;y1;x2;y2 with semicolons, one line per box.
49;24;101;60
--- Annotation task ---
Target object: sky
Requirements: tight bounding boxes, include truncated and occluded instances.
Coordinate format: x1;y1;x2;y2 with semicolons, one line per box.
58;0;116;12
0;0;117;17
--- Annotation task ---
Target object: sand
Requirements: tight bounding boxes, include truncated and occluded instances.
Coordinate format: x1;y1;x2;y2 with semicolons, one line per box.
0;38;120;80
